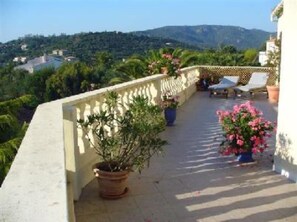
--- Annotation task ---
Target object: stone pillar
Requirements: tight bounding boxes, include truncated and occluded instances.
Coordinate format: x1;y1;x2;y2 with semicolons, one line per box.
63;105;81;200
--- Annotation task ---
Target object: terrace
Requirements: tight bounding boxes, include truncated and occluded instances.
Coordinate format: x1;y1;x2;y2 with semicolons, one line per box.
1;63;297;222
76;91;297;222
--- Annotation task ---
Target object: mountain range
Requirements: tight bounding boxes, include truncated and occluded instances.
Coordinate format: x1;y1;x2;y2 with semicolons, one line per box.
133;25;274;50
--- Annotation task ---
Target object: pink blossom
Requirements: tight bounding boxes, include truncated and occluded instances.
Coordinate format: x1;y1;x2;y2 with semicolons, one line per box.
228;134;235;140
237;140;244;146
252;148;258;154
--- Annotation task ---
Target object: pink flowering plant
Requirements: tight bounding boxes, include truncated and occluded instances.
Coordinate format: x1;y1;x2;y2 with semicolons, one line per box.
160;91;179;109
216;101;275;156
148;53;181;79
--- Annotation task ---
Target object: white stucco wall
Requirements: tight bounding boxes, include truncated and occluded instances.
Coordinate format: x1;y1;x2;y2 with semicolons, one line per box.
259;51;268;66
274;0;297;182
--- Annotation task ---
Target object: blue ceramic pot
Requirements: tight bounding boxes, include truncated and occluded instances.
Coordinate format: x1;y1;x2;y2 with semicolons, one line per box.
237;151;254;163
164;108;176;126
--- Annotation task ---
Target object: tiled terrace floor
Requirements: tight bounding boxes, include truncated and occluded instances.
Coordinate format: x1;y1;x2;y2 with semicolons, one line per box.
75;92;297;222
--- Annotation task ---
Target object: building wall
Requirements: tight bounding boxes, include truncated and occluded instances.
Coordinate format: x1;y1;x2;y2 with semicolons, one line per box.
258;38;276;66
266;40;276;52
259;51;268;66
274;0;297;182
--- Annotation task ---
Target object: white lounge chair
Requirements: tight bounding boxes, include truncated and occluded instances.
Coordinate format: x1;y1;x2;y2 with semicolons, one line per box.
208;76;239;98
234;72;269;98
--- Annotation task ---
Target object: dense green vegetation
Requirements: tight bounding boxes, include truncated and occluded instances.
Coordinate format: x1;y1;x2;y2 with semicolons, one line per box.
1;46;261;102
0;32;195;66
133;25;274;50
0;95;36;185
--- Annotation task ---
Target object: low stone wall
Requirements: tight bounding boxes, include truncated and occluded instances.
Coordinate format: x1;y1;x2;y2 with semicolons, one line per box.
0;101;69;222
197;65;276;85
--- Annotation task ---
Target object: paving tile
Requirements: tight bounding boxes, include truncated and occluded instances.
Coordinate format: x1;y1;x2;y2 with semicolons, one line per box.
103;196;139;213
75;200;106;216
78;180;101;201
127;177;159;196
134;193;168;209
108;209;144;222
183;217;217;222
170;202;220;220
154;178;187;193
140;206;178;222
76;213;110;222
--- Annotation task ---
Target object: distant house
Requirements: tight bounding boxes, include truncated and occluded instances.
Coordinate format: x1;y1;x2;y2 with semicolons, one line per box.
258;37;277;66
21;44;28;51
14;54;63;73
64;56;78;62
13;57;27;63
52;49;68;56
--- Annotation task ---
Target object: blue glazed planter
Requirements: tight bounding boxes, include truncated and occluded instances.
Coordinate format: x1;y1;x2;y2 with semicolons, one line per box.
237;152;254;163
164;108;176;126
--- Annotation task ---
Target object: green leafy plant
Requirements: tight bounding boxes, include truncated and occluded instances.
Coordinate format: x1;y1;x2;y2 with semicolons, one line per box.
160;91;179;109
148;52;181;79
266;38;281;85
78;91;167;172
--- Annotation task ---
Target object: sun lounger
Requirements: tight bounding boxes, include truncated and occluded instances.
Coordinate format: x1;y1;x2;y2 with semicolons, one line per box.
209;76;239;98
234;72;269;98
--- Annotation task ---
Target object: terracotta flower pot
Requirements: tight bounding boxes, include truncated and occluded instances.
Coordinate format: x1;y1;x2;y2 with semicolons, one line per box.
93;162;129;199
161;67;168;74
266;85;280;103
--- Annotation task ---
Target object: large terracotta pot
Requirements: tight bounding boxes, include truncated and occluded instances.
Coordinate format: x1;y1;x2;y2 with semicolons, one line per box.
93;162;129;199
266;85;280;103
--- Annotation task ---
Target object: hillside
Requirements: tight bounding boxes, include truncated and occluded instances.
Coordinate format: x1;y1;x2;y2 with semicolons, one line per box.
0;32;195;65
132;25;274;50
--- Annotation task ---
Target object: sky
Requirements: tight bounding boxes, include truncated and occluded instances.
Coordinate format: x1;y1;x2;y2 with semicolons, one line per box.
0;0;280;43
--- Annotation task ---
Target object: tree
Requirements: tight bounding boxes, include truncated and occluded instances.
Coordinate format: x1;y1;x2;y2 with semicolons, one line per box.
244;48;258;63
93;51;114;69
0;64;29;101
219;45;237;54
45;62;92;100
24;67;55;103
0;95;34;185
115;57;148;80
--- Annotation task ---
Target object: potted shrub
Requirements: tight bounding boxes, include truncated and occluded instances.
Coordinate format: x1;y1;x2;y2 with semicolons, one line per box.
266;38;281;103
216;101;275;163
78;91;167;199
160;91;179;126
